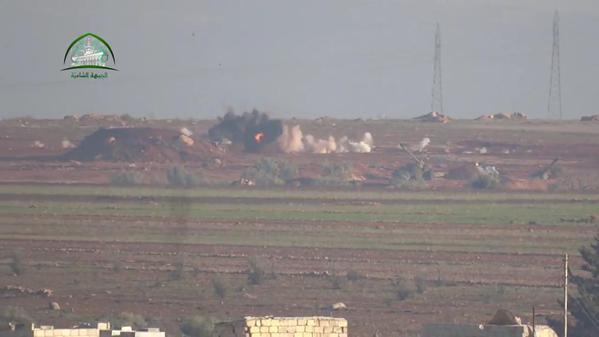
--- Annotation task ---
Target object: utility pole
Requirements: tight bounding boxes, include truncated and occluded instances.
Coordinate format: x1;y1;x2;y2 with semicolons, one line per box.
431;22;444;114
548;11;562;119
564;253;569;337
532;305;537;337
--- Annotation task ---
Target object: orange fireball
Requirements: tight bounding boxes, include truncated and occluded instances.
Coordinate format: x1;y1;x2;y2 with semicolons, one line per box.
254;132;265;143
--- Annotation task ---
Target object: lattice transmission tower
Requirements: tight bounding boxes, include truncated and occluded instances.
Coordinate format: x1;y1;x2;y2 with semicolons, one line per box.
431;23;443;114
548;10;562;119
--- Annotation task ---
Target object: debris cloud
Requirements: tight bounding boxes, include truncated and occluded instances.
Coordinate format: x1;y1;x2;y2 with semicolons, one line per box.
208;110;283;152
278;125;373;154
277;124;305;153
209;112;373;154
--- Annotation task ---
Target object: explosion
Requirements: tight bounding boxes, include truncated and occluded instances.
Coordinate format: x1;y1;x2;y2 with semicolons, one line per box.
209;111;374;154
208;110;283;152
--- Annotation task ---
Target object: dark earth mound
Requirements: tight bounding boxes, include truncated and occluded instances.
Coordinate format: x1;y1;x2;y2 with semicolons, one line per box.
61;127;215;162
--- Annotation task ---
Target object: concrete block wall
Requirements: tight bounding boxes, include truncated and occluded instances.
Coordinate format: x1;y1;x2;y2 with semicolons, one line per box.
32;328;99;337
131;331;165;337
215;317;348;337
27;325;164;337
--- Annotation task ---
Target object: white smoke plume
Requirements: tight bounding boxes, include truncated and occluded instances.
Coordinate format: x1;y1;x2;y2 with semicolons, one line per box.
410;137;430;152
278;125;373;154
304;134;337;154
277;124;305;153
337;132;373;153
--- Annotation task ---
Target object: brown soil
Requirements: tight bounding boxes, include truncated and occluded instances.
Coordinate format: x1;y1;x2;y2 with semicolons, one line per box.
61;128;218;162
3;117;595;336
0;118;598;191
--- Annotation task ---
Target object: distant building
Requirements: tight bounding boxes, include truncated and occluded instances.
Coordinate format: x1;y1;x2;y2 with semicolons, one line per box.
422;323;558;337
422;310;558;337
1;323;164;337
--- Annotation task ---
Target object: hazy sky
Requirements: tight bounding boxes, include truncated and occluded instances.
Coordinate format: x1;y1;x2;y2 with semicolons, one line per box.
1;1;598;119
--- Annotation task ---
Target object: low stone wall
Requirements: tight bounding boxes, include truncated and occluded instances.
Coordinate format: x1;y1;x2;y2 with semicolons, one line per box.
215;317;348;337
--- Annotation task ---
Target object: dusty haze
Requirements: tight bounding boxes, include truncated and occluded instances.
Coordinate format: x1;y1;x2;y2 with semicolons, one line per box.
0;0;598;119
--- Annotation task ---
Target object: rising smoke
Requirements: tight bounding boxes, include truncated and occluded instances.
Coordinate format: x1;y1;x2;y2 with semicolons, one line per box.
209;111;373;154
410;137;430;152
277;124;305;153
208;110;283;152
278;124;373;154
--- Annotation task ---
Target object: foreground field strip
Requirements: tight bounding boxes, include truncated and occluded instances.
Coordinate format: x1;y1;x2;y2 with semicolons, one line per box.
2;214;597;238
1;184;599;202
0;239;576;287
4;238;576;265
0;239;569;288
0;228;589;254
1;192;599;205
0;216;594;245
14;257;564;289
0;222;588;247
0;216;597;242
3;240;582;283
0;200;596;225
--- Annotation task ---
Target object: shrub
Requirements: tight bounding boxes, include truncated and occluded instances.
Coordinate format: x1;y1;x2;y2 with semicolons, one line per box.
415;276;427;294
471;174;500;189
480;284;507;304
547;165;563;178
392;278;414;301
314;162;355;186
112;261;123;273
168;262;185;281
241;158;298;186
212;276;227;301
109;312;148;330
346;270;365;282
167;166;201;187
496;283;506;296
322;162;353;180
0;306;32;325
8;253;24;276
111;171;142;186
391;163;431;188
391;178;427;190
280;162;299;182
383;297;394;307
247;258;265;285
532;164;563;180
120;114;137;123
328;274;345;290
393;163;423;182
180;316;215;337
